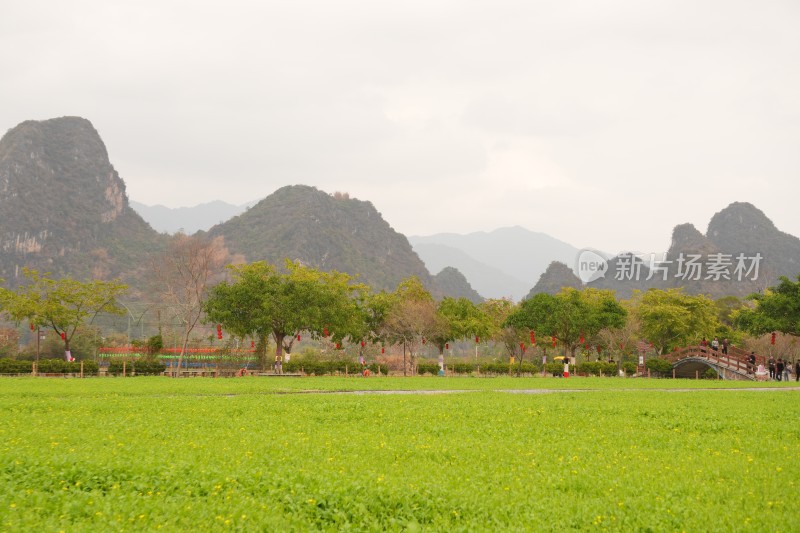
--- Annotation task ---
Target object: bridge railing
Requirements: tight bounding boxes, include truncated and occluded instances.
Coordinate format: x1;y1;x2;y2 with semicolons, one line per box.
663;345;755;376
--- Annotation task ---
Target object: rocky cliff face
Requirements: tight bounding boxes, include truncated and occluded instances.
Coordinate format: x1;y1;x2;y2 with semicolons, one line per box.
0;117;163;287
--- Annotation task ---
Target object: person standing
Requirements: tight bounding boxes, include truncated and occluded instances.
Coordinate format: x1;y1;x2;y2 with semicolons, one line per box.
776;358;784;381
711;338;720;351
721;339;729;355
768;357;776;380
795;360;800;382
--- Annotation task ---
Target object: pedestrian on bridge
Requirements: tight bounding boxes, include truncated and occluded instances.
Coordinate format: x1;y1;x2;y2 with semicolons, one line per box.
721;339;729;355
711;338;720;351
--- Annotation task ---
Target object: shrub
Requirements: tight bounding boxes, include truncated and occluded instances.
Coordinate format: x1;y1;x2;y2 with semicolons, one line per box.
0;358;33;374
622;361;637;376
134;359;166;376
645;357;673;377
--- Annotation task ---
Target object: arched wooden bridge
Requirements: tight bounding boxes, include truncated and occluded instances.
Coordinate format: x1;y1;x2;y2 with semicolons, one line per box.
661;345;761;381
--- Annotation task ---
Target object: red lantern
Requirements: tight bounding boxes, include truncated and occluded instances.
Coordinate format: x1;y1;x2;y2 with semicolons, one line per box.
61;332;66;340
251;340;255;348
30;323;35;331
771;332;776;345
381;347;385;354
520;342;526;353
445;343;449;349
336;342;341;349
297;334;301;341
361;340;365;347
475;336;479;343
323;326;329;337
551;336;556;347
422;338;426;344
597;346;601;354
530;331;535;344
579;333;584;344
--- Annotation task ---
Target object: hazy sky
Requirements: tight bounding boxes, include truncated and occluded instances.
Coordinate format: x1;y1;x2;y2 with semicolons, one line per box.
2;0;798;254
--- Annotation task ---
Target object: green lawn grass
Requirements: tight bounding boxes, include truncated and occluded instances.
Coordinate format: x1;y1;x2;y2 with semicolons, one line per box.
1;377;797;531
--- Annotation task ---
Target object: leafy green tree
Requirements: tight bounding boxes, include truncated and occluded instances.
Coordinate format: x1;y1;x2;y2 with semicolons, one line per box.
430;297;489;354
506;288;626;358
0;268;127;360
632;288;719;354
736;274;800;338
204;261;366;368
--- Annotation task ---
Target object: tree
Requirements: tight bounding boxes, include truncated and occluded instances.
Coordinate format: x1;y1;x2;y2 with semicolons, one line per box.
736;274;800;338
632;288;719;354
204;260;366;369
150;234;229;376
382;277;438;376
506;288;626;358
0;268;127;360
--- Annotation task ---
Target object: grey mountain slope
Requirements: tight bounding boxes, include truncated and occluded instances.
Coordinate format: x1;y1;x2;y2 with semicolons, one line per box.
412;242;529;300
432;267;484;304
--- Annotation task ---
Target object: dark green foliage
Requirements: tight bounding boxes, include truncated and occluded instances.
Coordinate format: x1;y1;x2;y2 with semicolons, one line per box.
622;361;637;376
36;359;98;375
645;357;673;376
0;358;32;374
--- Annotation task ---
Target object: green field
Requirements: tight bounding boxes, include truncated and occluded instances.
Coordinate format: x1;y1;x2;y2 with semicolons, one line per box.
1;377;798;531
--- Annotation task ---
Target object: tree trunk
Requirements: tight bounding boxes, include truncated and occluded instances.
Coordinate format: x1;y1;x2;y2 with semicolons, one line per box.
403;340;407;377
174;324;191;377
274;332;284;374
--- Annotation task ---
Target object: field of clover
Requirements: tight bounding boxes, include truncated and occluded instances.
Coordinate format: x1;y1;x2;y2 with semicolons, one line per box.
1;377;797;531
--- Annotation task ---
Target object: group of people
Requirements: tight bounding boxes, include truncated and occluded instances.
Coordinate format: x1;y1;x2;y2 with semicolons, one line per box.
767;356;798;381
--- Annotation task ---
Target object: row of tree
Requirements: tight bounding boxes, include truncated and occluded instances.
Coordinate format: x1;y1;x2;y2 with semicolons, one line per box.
1;233;798;371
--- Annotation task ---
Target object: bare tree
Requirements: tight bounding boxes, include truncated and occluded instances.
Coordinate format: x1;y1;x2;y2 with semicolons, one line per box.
151;234;229;377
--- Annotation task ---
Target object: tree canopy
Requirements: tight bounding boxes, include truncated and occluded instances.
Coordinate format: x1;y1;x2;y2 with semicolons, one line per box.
736;274;800;337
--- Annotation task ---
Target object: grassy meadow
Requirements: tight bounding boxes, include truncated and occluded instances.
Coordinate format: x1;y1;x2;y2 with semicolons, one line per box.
1;376;798;531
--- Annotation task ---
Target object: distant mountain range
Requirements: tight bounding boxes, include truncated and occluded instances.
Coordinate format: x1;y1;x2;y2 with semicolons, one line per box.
129;200;254;234
3;116;798;304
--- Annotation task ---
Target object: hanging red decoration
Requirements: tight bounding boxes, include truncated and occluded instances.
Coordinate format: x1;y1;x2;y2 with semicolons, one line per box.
323;326;329;337
475;336;479;343
297;334;301;341
530;331;535;344
381;347;385;354
251;340;255;348
422;338;426;344
445;343;449;349
336;342;341;349
584;343;588;350
520;342;526;352
551;336;556;347
579;333;584;344
30;323;35;331
597;346;601;354
361;340;365;347
61;332;65;340
771;332;776;345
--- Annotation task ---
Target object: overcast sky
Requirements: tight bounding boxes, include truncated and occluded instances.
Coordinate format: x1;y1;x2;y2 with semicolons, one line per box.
2;0;798;254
